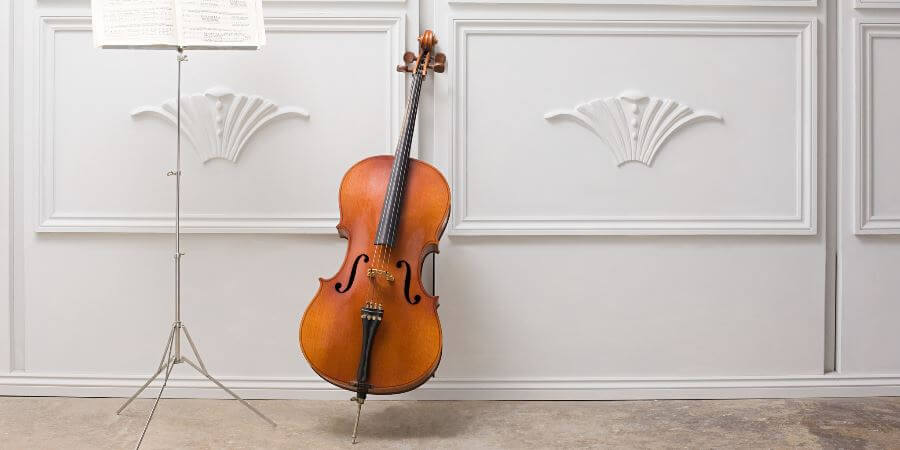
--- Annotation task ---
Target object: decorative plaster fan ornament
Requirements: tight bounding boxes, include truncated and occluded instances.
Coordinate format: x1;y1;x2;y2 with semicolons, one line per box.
545;90;721;167
132;86;309;163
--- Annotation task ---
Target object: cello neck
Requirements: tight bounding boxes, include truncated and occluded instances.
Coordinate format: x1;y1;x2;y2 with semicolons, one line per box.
373;72;424;247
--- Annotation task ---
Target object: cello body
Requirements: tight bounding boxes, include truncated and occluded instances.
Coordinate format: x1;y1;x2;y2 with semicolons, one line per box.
299;155;450;394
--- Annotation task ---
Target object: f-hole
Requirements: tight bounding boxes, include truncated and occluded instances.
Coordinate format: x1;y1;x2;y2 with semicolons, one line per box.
396;260;421;305
335;253;369;293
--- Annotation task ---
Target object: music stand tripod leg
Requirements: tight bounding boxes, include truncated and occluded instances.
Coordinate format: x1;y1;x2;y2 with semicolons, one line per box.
135;349;177;450
180;356;277;428
117;325;177;415
180;324;207;373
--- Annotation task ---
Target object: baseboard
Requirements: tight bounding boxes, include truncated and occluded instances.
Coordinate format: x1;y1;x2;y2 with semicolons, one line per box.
2;372;900;400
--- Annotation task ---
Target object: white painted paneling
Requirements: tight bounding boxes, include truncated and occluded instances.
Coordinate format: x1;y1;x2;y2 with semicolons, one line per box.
855;21;900;234
6;0;424;390
436;237;825;377
19;233;344;376
449;0;818;6
857;0;900;9
428;2;829;393
450;20;816;235
839;5;900;373
425;2;831;388
12;0;900;400
34;16;406;233
0;0;12;374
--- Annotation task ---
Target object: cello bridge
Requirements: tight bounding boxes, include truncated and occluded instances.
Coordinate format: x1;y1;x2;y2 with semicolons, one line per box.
367;268;395;282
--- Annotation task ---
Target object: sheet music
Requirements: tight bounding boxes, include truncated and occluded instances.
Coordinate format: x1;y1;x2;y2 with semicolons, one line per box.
92;0;265;49
92;0;178;48
176;0;266;48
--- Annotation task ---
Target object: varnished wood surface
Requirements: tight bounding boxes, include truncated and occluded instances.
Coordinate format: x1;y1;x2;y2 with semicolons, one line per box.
299;155;451;395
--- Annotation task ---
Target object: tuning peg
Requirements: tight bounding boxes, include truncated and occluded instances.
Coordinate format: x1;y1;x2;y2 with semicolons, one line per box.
397;51;418;73
429;52;447;73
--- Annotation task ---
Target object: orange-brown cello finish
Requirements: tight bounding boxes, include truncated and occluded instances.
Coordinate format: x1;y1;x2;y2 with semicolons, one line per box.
299;155;450;394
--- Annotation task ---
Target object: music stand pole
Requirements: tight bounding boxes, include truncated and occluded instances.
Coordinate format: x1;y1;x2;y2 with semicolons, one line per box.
116;47;276;449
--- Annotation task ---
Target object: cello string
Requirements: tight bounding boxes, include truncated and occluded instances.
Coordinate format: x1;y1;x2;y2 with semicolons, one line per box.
368;60;419;304
382;72;422;259
383;70;424;254
373;71;423;306
374;67;418;273
375;61;422;276
378;70;424;284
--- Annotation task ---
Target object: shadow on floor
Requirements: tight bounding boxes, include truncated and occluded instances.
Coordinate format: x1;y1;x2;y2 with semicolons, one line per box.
322;400;472;440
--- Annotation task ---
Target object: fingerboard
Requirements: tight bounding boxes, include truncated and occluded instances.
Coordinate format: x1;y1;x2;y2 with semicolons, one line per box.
374;72;424;247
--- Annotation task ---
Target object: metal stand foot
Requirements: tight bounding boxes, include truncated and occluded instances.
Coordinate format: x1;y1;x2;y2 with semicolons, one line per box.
117;322;277;449
181;357;276;427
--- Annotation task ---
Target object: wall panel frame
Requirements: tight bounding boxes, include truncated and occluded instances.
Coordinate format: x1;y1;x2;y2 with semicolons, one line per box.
33;15;407;234
449;19;818;236
0;0;12;374
448;0;817;6
856;1;900;9
854;21;900;234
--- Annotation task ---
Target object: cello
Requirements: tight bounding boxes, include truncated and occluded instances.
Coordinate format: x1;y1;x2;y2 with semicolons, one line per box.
298;30;449;442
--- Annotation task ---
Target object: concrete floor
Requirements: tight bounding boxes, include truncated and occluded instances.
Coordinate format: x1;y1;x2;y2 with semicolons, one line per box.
1;397;899;449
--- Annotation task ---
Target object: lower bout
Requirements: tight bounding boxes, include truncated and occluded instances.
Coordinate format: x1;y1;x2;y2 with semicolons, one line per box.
302;340;443;395
318;350;442;396
300;318;443;394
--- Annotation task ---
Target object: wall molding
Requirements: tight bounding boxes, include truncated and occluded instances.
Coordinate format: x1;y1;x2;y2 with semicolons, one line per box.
264;0;406;3
0;0;11;374
545;90;722;167
132;86;310;164
855;21;900;234
34;15;406;233
448;0;818;6
450;19;817;236
856;0;900;9
2;372;900;400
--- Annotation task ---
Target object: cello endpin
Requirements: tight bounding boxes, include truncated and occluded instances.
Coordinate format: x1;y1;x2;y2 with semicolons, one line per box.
351;397;364;444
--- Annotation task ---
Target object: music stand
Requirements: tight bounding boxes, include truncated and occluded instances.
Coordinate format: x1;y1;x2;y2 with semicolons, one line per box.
115;47;276;449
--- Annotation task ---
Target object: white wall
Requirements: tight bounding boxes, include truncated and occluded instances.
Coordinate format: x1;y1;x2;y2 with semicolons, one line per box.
838;1;900;375
1;0;12;376
1;0;899;400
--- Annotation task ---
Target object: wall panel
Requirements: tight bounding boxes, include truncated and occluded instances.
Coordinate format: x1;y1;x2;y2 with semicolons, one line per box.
857;1;900;8
35;15;406;233
839;5;900;373
450;0;817;6
855;21;900;233
450;20;816;235
429;2;829;387
0;0;12;374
